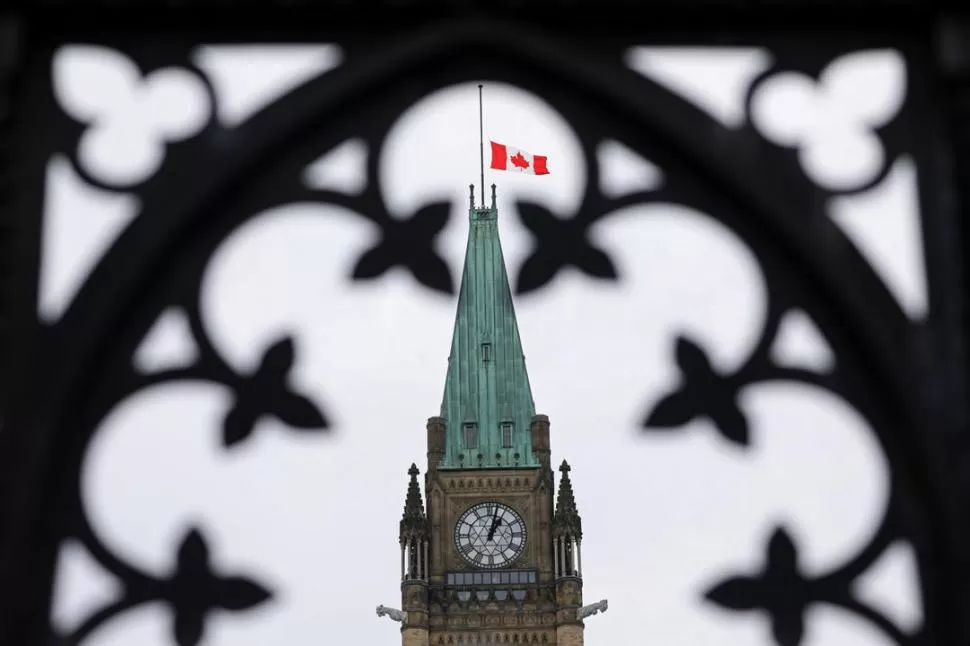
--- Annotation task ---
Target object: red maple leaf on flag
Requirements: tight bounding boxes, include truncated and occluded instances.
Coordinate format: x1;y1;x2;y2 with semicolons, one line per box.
511;152;530;169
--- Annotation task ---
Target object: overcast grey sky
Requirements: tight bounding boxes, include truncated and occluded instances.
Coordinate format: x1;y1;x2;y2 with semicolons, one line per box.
45;45;923;646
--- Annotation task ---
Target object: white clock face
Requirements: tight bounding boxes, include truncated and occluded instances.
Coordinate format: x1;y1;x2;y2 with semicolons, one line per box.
454;502;527;568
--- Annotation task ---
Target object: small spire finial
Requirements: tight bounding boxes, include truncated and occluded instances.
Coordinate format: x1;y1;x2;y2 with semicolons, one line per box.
490;183;497;209
401;463;428;541
554;460;581;541
469;184;475;209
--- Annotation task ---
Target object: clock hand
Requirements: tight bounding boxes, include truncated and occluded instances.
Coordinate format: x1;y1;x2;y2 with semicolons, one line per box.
486;517;503;542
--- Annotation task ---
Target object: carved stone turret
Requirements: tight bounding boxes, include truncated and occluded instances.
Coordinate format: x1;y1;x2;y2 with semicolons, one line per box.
554;460;585;644
399;464;430;646
400;464;429;581
553;460;583;550
401;464;428;540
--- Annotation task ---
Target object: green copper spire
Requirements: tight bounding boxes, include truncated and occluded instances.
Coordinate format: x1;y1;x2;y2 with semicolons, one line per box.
438;184;539;470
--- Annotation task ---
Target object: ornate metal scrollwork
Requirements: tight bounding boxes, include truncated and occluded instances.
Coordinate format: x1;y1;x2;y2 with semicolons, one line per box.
0;6;965;646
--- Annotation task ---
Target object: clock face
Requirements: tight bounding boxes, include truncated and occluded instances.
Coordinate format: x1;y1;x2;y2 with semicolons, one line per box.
453;502;527;569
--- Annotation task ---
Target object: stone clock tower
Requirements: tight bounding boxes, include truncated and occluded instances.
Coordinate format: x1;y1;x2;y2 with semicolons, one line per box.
378;186;606;645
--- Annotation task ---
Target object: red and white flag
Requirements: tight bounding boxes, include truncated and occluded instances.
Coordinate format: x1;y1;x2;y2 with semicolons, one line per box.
490;141;549;175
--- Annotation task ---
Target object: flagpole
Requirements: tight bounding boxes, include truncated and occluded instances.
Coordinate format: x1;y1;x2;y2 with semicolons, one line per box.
478;84;485;208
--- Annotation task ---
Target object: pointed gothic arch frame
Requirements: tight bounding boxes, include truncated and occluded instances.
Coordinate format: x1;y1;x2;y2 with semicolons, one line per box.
0;6;967;646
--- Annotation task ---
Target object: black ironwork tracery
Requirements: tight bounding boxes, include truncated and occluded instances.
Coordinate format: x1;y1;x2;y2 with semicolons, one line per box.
0;6;965;646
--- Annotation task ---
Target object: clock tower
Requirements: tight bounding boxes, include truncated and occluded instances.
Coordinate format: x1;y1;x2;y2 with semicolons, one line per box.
379;185;606;645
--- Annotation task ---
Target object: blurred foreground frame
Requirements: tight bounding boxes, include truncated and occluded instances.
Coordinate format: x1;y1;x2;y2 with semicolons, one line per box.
0;0;969;645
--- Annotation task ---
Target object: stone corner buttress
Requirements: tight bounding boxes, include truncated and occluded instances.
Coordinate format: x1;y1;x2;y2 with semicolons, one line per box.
401;579;429;646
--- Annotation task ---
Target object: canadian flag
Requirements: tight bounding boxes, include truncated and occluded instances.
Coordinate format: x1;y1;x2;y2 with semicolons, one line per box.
490;141;549;175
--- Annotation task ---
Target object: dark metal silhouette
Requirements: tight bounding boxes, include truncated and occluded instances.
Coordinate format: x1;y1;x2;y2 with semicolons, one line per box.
0;4;966;646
